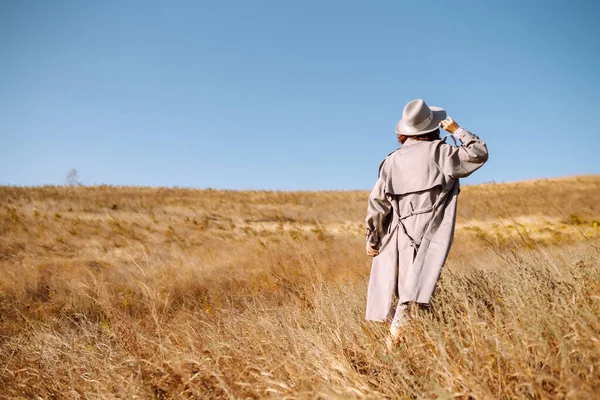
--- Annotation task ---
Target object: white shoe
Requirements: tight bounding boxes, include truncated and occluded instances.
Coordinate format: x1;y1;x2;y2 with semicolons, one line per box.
385;334;395;352
389;323;403;340
385;322;404;351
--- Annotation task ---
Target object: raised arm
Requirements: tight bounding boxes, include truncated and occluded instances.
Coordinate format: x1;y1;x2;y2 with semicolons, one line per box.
439;117;489;179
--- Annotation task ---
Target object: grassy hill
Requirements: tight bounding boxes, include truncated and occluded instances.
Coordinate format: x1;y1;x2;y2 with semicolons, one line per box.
1;175;599;398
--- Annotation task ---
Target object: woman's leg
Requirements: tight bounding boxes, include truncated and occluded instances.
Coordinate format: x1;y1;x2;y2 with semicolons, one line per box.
386;301;409;350
389;301;409;340
391;301;409;328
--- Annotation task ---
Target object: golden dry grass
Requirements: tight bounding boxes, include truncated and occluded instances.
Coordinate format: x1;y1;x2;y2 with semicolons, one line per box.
1;175;599;399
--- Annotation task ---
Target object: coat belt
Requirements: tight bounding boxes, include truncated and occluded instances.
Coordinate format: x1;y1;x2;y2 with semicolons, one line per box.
394;187;453;250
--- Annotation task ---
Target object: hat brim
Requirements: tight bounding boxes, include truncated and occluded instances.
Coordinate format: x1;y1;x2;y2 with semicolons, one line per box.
395;106;447;136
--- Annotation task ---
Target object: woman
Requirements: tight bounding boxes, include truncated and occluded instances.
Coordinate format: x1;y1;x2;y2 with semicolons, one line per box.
365;99;488;342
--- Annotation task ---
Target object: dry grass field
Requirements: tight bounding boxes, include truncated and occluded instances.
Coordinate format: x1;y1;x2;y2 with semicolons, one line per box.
1;175;599;399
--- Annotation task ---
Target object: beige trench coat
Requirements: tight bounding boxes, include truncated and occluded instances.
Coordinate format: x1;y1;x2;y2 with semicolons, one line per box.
365;129;488;321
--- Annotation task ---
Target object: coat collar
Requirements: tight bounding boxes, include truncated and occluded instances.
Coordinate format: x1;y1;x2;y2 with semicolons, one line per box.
402;138;426;147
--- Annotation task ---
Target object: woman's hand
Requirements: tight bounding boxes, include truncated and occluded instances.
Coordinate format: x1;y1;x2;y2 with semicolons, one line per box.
440;117;460;134
366;244;379;257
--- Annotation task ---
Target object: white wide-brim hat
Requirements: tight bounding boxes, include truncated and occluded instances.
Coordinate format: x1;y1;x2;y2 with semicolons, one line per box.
395;99;447;136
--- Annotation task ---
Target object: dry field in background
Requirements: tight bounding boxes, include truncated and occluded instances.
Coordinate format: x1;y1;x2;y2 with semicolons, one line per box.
1;175;599;399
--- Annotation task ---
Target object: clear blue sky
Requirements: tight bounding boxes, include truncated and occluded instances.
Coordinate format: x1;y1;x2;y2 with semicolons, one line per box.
1;0;599;190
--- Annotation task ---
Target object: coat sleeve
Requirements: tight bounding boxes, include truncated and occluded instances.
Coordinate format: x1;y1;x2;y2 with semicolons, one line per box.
365;162;392;247
439;129;489;179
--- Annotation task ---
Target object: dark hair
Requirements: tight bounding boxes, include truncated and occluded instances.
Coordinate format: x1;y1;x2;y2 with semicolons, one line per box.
398;128;440;144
